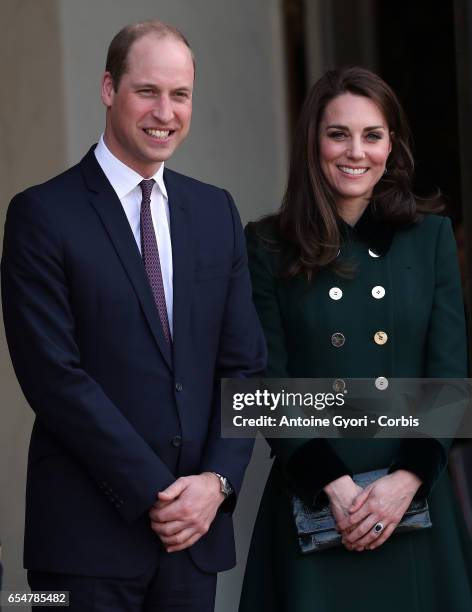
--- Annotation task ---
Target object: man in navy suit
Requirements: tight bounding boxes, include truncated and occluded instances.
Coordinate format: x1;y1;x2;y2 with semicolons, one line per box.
1;20;266;611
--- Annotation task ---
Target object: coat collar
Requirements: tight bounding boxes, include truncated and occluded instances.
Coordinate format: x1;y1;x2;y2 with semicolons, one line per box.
339;204;395;256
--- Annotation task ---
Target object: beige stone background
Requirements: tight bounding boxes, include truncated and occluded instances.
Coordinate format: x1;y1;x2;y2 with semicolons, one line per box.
0;0;66;604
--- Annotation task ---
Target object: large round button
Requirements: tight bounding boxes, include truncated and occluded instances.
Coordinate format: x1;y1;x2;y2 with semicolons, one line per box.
372;286;386;299
374;331;388;345
331;332;345;348
332;378;346;393
171;435;182;447
375;376;389;390
368;248;380;258
329;287;343;300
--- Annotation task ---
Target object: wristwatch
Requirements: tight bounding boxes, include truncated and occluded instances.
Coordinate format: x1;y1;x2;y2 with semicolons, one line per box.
212;472;233;498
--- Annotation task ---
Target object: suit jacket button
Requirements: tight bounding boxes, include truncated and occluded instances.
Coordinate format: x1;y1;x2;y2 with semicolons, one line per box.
171;435;182;448
331;332;345;348
175;382;183;392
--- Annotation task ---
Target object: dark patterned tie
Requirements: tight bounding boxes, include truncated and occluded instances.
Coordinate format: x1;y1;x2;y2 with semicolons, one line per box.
139;179;171;343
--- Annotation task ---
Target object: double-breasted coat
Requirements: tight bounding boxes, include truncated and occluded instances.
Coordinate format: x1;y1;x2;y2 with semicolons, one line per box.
239;209;472;612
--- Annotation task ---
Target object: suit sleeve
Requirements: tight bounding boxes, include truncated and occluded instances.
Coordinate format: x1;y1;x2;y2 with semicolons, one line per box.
1;191;176;523
245;226;351;504
388;217;468;496
198;191;267;511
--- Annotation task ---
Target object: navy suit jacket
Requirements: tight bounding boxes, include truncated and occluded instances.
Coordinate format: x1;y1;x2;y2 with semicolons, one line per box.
1;148;266;578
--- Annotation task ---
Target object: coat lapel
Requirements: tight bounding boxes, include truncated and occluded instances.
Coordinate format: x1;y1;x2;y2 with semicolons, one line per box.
164;169;195;364
80;148;173;370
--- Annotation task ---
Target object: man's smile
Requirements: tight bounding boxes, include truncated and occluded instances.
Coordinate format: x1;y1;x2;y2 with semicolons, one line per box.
143;128;174;140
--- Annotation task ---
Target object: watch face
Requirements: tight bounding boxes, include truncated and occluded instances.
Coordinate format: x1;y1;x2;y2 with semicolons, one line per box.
222;477;233;496
213;472;232;497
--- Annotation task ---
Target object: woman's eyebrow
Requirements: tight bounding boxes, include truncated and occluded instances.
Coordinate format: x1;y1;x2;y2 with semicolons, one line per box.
325;124;386;130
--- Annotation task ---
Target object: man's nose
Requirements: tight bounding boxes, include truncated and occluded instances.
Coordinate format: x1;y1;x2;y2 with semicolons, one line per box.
152;95;173;123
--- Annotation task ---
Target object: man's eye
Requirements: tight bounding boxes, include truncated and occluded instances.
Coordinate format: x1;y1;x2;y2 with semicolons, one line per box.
138;89;154;95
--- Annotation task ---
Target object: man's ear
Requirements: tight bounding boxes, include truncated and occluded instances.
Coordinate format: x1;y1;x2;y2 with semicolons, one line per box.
101;72;115;107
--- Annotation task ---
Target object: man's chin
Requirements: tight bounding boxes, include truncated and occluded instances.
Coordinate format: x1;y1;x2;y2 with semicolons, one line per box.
141;146;176;165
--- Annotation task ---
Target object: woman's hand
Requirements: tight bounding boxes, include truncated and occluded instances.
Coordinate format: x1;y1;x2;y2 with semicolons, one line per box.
337;469;422;551
323;475;363;533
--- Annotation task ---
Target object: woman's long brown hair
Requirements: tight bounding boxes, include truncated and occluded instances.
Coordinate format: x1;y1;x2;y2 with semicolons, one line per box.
253;66;441;279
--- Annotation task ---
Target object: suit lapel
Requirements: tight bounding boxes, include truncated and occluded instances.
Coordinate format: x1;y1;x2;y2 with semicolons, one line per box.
164;169;195;364
80;148;173;370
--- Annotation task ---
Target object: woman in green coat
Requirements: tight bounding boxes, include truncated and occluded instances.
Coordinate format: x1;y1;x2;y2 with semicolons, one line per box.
239;67;472;612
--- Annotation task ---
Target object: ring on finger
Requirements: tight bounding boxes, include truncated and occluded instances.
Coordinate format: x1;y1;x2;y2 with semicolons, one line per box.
372;521;384;535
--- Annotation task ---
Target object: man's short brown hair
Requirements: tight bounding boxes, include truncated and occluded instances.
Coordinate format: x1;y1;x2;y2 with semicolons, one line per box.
105;20;195;90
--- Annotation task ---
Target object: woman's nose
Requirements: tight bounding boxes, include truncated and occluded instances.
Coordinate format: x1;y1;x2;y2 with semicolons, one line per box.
347;137;365;160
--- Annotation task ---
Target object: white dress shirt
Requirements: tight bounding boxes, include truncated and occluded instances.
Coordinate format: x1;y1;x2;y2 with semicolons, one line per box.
94;135;173;335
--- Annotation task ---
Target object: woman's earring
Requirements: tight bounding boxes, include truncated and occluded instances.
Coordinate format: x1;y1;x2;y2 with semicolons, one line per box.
384;168;388;175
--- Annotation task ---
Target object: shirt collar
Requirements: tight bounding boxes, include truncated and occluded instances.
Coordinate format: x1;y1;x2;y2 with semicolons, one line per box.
94;134;168;200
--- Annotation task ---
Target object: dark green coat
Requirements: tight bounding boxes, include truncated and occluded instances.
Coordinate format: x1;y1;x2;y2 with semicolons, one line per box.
239;210;472;612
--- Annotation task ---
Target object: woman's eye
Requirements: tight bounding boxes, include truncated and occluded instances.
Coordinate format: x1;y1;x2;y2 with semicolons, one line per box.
366;132;382;141
328;131;346;140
